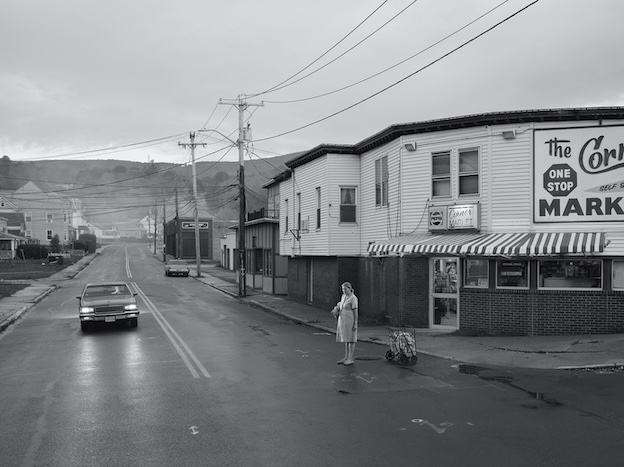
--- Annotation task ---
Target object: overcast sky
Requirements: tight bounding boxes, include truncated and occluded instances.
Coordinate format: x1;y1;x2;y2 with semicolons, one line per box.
2;0;623;166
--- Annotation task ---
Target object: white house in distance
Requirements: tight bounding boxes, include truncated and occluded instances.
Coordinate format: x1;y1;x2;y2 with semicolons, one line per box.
268;107;624;336
0;181;76;245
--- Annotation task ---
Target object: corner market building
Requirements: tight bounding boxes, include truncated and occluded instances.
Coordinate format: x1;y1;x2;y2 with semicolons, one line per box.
276;107;624;336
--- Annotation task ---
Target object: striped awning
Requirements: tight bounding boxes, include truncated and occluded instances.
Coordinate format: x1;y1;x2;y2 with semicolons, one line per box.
459;232;607;256
515;232;607;256
459;232;529;255
367;233;483;256
368;232;608;257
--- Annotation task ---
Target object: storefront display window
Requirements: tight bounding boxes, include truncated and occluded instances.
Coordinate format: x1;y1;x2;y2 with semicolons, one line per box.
496;260;528;288
539;260;602;289
464;259;488;288
613;261;624;290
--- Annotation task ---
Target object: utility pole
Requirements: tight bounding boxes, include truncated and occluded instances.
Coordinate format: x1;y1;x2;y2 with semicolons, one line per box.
175;187;181;259
153;204;157;255
178;132;206;277
162;198;166;262
219;97;263;297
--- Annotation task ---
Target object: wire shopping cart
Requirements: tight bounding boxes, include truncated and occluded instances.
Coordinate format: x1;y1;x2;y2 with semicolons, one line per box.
385;321;417;366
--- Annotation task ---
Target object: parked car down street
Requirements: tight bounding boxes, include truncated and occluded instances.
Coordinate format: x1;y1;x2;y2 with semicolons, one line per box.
76;282;139;331
165;259;190;277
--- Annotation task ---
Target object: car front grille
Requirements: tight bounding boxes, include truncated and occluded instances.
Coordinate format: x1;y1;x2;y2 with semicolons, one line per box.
94;305;126;314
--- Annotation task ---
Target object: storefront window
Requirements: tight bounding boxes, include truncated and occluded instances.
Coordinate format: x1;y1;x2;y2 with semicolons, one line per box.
496;260;528;288
539;260;602;289
613;261;624;290
464;259;488;288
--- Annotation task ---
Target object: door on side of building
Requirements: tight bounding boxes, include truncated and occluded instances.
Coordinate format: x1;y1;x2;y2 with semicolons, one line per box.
430;258;459;329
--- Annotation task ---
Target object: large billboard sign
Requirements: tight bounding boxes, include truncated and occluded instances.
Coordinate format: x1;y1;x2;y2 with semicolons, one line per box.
534;125;624;223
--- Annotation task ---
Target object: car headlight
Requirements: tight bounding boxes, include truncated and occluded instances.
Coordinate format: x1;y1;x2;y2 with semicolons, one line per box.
80;306;94;314
124;304;138;311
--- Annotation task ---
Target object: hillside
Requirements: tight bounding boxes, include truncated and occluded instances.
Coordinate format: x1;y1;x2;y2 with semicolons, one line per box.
0;153;298;225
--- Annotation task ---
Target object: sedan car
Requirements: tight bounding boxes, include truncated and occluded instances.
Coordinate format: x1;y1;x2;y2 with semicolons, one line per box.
77;282;139;332
165;259;190;277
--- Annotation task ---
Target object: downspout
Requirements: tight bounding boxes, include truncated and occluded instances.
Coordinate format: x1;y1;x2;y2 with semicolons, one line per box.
291;168;296;256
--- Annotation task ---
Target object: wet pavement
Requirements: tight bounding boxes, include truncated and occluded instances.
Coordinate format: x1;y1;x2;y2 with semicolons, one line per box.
2;251;624;370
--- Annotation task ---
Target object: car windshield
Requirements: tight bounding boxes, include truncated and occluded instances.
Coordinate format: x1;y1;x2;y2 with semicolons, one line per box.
168;260;187;266
84;285;130;298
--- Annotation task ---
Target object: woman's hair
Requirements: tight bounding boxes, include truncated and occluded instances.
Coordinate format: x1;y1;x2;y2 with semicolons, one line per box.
342;281;353;292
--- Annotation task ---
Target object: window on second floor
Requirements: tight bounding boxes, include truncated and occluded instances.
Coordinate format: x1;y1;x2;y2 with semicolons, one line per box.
459;148;479;195
432;151;451;197
46;212;53;223
340;187;357;223
296;193;301;229
284;199;289;233
432;148;480;198
316;187;321;229
25;212;32;222
375;156;389;206
47;230;53;240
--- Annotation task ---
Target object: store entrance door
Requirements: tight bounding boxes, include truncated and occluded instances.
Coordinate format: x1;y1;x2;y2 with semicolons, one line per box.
430;258;459;329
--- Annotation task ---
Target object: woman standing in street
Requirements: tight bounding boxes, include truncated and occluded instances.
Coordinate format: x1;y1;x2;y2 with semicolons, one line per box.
331;282;358;365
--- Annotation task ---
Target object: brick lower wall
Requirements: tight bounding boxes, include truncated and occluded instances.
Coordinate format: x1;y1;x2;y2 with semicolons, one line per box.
461;288;624;335
288;255;624;335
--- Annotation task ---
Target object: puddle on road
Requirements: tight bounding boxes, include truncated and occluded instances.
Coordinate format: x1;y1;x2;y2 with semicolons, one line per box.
457;364;563;408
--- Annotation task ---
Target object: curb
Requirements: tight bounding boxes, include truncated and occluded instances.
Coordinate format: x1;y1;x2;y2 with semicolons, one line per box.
0;254;95;334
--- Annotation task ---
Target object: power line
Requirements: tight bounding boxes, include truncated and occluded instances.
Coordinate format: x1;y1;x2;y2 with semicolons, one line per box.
13;133;189;161
247;0;392;98
263;0;511;105
255;0;541;143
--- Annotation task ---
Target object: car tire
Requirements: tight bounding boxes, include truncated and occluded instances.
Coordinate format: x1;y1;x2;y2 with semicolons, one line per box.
80;321;91;332
129;318;138;328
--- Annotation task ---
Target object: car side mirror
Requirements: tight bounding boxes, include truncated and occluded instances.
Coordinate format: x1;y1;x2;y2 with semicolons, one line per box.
76;296;81;299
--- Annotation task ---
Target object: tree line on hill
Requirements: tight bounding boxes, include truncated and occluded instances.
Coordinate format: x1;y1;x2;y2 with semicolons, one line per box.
0;154;293;226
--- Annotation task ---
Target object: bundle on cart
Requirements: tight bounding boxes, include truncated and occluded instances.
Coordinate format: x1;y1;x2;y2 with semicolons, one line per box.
385;326;417;366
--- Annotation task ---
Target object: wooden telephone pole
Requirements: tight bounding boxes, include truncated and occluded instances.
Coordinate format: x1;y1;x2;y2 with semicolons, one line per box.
178;132;206;277
219;97;263;297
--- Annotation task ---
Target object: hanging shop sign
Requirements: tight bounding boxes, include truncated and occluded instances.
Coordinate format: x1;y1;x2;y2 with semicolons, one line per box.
534;125;624;223
428;204;480;231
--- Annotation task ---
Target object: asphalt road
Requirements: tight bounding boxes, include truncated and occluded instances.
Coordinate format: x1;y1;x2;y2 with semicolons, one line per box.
1;244;623;466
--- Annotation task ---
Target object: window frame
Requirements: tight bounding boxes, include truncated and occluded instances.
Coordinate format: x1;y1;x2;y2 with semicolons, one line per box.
431;151;451;198
375;156;389;207
613;260;624;290
539;259;603;290
464;259;489;288
496;260;529;289
458;148;480;196
339;186;357;224
316;187;321;229
284;198;289;233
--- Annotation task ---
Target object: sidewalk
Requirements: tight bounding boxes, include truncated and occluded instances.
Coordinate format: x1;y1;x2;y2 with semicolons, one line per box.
2;254;624;370
193;263;624;370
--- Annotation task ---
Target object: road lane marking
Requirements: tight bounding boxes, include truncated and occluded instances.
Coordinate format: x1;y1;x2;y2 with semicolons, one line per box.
411;419;454;434
131;282;211;379
125;247;133;278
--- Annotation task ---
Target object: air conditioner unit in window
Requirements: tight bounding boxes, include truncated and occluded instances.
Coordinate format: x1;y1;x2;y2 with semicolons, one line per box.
300;219;309;232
